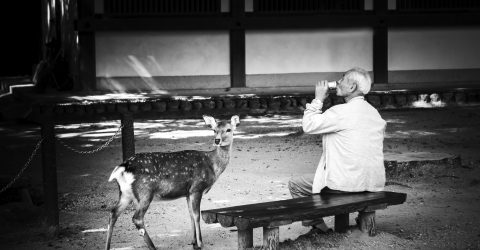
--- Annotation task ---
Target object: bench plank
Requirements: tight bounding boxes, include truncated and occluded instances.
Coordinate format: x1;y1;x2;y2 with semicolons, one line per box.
202;191;406;230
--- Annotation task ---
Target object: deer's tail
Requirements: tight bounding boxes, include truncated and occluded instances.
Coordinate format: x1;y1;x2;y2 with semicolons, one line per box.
108;166;136;192
108;166;124;182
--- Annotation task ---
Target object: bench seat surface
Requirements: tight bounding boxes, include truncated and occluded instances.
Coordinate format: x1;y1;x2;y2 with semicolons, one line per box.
202;191;406;230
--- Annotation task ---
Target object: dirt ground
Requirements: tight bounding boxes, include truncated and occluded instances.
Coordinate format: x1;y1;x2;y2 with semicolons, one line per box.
1;106;480;250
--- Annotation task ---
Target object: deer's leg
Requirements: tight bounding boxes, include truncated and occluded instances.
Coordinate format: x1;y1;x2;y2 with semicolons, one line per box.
186;196;197;247
188;192;203;249
105;191;132;250
133;192;156;250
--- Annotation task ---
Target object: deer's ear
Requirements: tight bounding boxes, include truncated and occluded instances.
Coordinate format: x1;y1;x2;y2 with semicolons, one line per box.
231;115;240;129
203;115;217;129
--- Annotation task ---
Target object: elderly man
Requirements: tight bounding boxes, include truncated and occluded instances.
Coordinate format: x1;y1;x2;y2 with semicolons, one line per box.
289;67;386;233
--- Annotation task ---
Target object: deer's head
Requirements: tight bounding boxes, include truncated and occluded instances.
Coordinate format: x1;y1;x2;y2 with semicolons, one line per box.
203;115;240;146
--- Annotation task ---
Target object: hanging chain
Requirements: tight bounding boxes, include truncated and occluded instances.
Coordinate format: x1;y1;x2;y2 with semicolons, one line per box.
56;124;123;154
0;124;123;193
0;138;44;195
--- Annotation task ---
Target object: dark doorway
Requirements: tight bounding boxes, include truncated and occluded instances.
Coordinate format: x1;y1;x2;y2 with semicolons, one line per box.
0;1;42;77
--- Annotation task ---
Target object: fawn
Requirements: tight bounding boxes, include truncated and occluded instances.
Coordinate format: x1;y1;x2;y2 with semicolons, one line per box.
105;115;240;250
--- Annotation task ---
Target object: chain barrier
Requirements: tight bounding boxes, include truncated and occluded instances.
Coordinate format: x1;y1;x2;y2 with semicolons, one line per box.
0;124;123;193
0;138;44;195
56;124;123;154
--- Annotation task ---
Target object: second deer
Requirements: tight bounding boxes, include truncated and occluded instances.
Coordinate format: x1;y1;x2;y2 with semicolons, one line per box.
105;115;240;250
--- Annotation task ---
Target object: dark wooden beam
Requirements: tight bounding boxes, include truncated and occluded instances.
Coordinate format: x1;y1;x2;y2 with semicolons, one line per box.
76;13;480;32
76;16;232;31
230;0;246;88
373;0;388;84
77;0;96;91
78;32;96;90
230;29;246;88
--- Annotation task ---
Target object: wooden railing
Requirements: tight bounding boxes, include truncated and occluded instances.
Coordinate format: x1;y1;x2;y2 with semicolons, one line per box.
252;0;365;13
396;0;480;12
104;0;222;16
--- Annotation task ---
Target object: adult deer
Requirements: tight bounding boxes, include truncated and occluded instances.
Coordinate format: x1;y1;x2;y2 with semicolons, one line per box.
105;115;240;250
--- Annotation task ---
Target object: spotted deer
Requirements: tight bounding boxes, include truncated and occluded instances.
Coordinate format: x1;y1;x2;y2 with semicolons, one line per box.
105;115;240;250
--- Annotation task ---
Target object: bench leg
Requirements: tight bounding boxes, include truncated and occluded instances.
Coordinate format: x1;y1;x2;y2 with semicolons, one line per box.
334;213;349;233
358;211;376;236
238;228;253;250
263;226;279;250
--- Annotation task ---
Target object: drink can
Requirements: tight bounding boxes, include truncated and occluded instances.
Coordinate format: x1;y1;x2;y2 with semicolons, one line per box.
327;81;337;89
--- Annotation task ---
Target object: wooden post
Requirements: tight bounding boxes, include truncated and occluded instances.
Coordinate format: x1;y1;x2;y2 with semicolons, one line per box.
77;0;96;90
263;226;279;250
373;0;388;84
238;228;253;250
121;113;135;161
358;211;376;236
334;213;349;233
230;0;246;88
41;117;59;236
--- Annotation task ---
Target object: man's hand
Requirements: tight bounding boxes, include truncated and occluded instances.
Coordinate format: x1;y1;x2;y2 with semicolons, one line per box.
315;80;329;101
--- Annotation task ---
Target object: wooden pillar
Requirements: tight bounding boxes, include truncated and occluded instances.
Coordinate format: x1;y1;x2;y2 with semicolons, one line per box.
230;0;246;88
40;116;59;236
263;226;279;250
238;228;253;250
40;0;49;59
373;0;388;84
334;213;349;233
77;0;96;91
121;113;135;161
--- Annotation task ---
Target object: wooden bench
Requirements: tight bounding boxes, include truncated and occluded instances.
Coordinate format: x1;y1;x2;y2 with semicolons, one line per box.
202;191;407;250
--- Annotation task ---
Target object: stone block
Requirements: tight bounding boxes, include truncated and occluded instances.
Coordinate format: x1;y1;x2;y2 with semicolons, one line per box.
140;102;152;112
180;101;192;112
381;95;395;108
96;103;106;113
167;100;180;111
394;94;407;107
366;95;381;107
454;92;466;104
406;94;418;105
223;98;236;109
268;98;281;111
298;97;307;108
466;91;478;103
192;101;202;110
151;102;166;112
202;100;216;110
249;98;260;109
214;99;224;109
441;92;454;104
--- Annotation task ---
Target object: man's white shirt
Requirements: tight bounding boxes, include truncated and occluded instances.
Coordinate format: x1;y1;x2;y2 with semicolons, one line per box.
302;96;386;193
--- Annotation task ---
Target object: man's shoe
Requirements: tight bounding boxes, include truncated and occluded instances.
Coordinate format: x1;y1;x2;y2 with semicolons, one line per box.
301;219;316;227
310;225;333;234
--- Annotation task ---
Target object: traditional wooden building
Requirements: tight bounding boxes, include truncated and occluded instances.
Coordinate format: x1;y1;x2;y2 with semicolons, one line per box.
72;0;480;95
